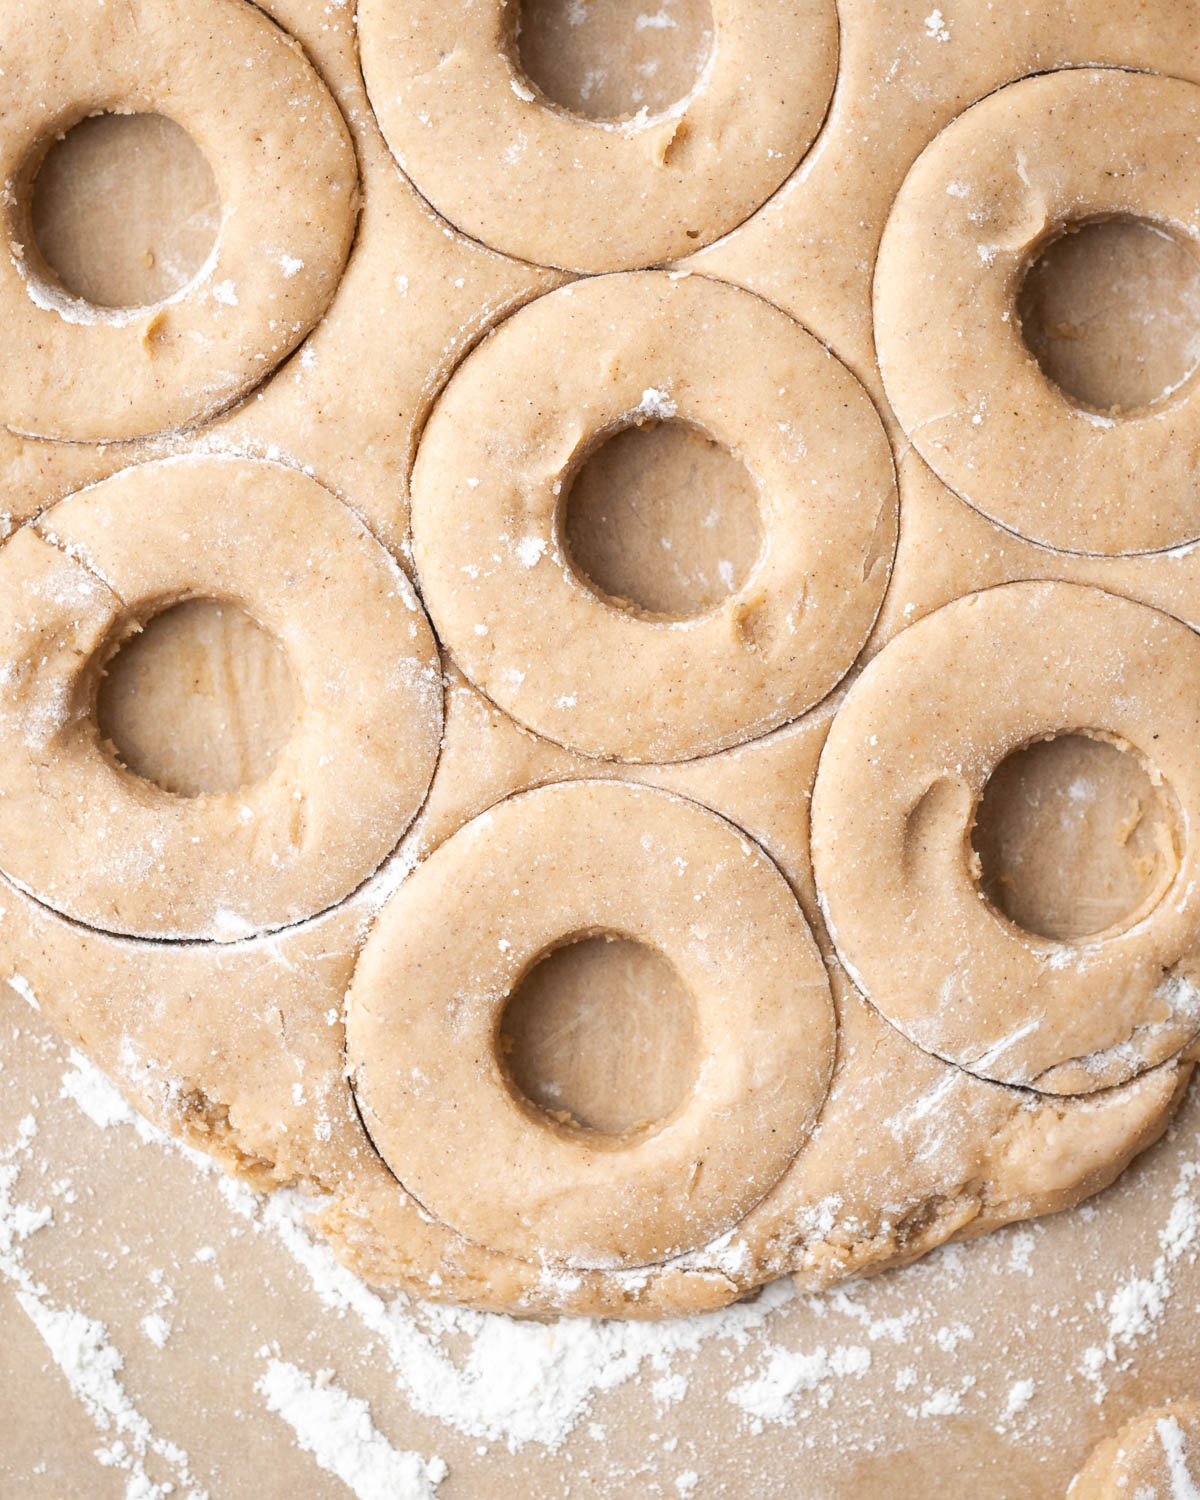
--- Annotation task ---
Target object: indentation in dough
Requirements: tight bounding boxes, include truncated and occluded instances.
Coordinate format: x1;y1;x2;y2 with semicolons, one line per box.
514;0;713;124
96;599;298;799
649;116;687;168
971;733;1180;942
28;113;220;311
500;933;700;1138
564;418;762;619
860;499;895;582
1017;215;1200;415
902;775;969;885
731;582;803;657
970;155;1049;259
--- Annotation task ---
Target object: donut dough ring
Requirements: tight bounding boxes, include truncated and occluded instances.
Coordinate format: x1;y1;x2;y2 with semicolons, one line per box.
411;271;897;764
356;0;837;273
874;68;1200;556
0;458;442;940
0;0;357;443
346;779;836;1270
1070;1402;1200;1498
813;581;1200;1096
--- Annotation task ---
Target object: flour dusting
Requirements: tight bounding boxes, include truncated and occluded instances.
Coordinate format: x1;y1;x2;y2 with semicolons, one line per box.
257;1360;447;1500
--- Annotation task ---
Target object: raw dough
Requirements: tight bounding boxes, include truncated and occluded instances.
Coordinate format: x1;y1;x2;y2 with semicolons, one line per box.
346;779;836;1270
0;0;358;442
411;270;897;763
874;69;1200;555
812;581;1200;1095
357;0;837;272
0;0;1197;1345
1069;1402;1200;1499
0;672;1190;1317
0;458;442;940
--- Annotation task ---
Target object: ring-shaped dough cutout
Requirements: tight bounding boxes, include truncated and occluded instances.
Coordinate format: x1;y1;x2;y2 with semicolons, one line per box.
811;582;1200;1095
411;272;897;764
0;0;357;442
875;69;1200;555
0;458;442;941
345;780;836;1270
357;0;837;272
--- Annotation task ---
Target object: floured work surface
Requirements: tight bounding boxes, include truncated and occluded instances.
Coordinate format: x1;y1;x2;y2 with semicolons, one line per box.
1;0;1200;1495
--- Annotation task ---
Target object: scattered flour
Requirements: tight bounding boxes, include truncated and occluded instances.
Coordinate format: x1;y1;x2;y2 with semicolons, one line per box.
1157;1415;1200;1500
1002;1379;1035;1423
6;972;39;1011
635;9;676;30
257;1360;447;1500
636;386;677;421
0;1150;205;1499
60;1049;144;1131
924;8;950;40
1079;1159;1199;1399
514;536;546;568
141;1314;172;1350
727;1342;872;1427
264;1186;799;1449
21;1008;1200;1479
916;1380;974;1419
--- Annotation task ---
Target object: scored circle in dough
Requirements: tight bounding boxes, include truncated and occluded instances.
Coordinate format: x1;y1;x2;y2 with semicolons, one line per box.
345;780;837;1271
357;0;837;273
0;0;358;442
812;581;1200;1095
410;271;897;764
874;68;1200;556
0;458;443;941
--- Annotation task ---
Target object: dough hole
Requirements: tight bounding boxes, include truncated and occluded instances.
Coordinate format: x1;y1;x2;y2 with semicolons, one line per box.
515;0;713;122
500;934;700;1136
29;113;220;310
971;734;1179;942
96;599;297;797
1017;216;1200;415
563;419;762;618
